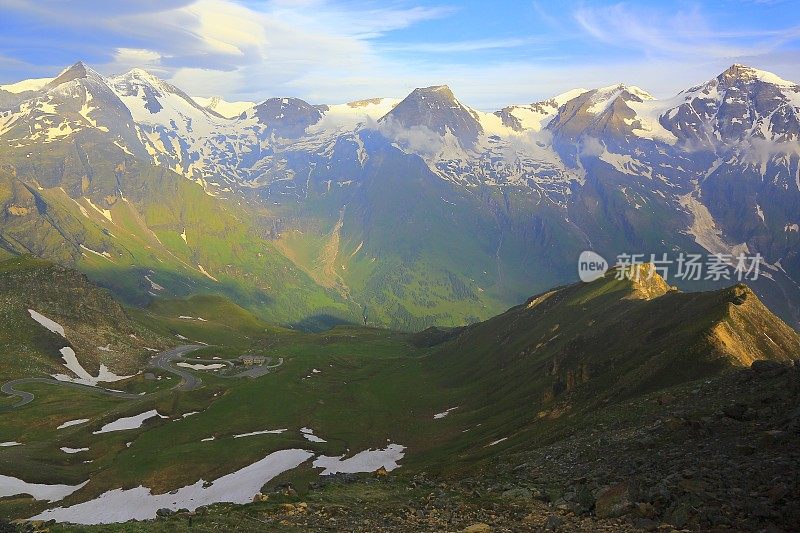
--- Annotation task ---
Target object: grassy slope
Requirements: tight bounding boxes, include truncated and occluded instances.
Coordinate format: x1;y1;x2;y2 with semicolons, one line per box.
0;256;169;379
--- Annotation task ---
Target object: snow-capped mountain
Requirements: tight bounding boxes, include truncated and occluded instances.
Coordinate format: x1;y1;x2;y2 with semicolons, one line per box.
661;64;800;147
495;88;589;133
375;85;581;197
380;85;483;145
107;68;235;184
0;61;798;329
548;83;673;143
0;76;53;94
0;62;145;160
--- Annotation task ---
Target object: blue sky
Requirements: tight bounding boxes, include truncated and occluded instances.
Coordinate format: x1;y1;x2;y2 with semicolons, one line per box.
0;0;798;109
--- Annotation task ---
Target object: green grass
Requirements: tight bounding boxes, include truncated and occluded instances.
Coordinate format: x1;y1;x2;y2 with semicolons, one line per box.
2;266;798;526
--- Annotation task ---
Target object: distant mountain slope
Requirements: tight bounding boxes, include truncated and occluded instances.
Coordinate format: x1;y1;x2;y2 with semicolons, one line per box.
0;144;355;330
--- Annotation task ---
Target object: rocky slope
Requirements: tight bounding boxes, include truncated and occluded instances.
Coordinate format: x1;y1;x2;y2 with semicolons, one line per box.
0;256;168;380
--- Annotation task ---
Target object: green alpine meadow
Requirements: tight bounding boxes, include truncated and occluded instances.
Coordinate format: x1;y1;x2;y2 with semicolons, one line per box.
1;2;799;531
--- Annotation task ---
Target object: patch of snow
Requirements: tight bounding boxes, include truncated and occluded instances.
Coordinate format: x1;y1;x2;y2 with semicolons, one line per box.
93;410;167;434
57;419;90;430
678;192;750;257
84;198;113;223
176;362;225;371
313;444;405;475
0;441;22;447
60;447;89;454
201;437;216;442
0;475;87;503
233;428;287;439
144;275;164;291
433;406;459;419
28;309;65;337
300;427;327;443
627;98;678;143
52;347;132;387
32;449;313;524
0;77;52;93
504;89;589;131
192;96;255;118
79;245;114;261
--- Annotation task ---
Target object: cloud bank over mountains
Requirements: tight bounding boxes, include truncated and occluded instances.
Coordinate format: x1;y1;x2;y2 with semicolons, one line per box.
0;1;798;110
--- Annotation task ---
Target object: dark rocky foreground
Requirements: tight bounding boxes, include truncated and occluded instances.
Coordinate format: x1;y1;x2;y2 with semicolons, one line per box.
9;360;800;533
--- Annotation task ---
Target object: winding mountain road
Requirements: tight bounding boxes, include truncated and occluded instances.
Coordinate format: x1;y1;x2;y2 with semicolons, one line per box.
0;378;141;411
0;345;205;411
150;345;205;391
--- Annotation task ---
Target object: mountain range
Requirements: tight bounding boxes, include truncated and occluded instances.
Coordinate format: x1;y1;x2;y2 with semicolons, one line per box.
1;61;798;330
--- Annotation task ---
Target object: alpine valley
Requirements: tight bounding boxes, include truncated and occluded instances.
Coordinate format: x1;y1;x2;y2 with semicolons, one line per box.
1;62;800;532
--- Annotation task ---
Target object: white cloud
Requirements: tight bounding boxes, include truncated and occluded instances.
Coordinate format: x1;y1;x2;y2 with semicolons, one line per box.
572;3;800;59
84;0;451;102
0;0;798;111
112;48;164;73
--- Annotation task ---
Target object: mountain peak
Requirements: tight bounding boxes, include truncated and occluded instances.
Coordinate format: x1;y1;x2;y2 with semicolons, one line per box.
125;67;158;80
69;60;89;70
252;97;324;137
425;84;454;94
717;63;796;87
595;83;654;102
116;68;172;92
45;61;102;89
380;84;482;143
410;85;457;102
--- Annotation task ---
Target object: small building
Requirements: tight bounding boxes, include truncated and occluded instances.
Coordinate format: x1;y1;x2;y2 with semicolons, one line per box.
239;355;266;366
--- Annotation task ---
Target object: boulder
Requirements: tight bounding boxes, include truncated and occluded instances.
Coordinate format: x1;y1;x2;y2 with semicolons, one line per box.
594;482;632;518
